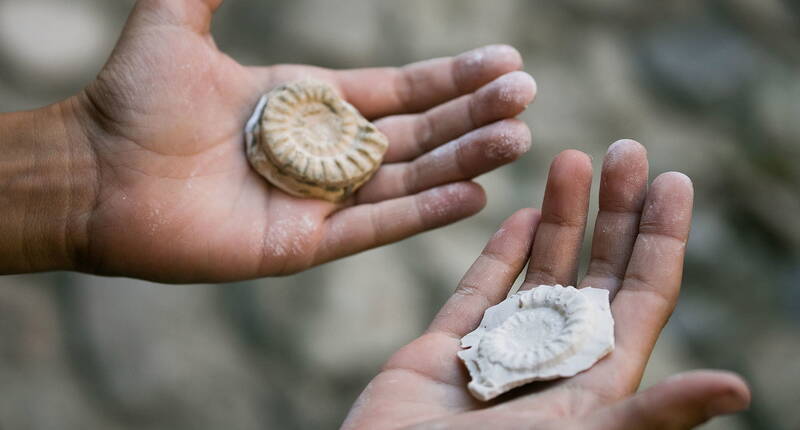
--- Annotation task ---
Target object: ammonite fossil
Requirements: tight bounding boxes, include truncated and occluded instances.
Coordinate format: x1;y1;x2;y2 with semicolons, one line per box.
458;285;615;401
245;80;389;202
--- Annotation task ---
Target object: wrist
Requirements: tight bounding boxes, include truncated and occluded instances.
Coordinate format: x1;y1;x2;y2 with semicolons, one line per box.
0;97;98;273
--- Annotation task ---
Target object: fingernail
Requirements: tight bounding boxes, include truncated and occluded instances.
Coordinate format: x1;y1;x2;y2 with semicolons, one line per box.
706;394;747;417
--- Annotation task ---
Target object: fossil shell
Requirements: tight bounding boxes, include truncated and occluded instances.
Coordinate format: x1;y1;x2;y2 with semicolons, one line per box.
458;285;614;401
245;80;389;202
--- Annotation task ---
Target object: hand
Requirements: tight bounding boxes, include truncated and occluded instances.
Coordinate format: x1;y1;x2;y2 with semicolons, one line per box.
343;140;750;429
66;0;535;282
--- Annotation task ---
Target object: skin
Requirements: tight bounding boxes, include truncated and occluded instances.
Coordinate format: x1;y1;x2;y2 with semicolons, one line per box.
343;141;751;429
0;1;751;427
0;0;535;282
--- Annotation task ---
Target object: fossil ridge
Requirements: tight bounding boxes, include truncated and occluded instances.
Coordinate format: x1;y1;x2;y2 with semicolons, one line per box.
245;80;388;202
458;285;614;401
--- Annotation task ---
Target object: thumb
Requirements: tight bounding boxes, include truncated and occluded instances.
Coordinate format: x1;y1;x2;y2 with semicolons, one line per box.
587;370;751;430
132;0;224;35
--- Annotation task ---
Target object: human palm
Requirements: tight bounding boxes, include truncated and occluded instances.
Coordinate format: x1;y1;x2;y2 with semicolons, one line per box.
343;142;750;429
75;0;535;282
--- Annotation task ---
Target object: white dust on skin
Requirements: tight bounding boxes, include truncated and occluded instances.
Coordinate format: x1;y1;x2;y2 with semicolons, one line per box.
460;44;521;77
495;71;536;106
422;121;530;171
634;233;682;263
141;200;166;237
602;139;647;204
264;213;316;258
648;173;693;230
485;128;531;161
635;173;693;260
604;139;640;167
461;48;486;72
420;183;472;219
483;73;535;161
491;226;507;241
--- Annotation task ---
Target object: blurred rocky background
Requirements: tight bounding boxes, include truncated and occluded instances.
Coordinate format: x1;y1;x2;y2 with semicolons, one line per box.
1;0;799;429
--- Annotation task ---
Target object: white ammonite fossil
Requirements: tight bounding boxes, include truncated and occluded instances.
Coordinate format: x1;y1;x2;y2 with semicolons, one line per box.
245;79;389;202
458;285;614;401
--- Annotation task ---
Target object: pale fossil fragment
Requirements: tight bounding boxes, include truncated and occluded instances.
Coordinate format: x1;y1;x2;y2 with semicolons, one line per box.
458;284;614;401
245;80;389;202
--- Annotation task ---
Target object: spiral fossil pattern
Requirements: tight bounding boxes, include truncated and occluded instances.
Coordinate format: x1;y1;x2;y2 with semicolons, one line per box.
478;286;594;370
245;80;388;202
458;284;614;401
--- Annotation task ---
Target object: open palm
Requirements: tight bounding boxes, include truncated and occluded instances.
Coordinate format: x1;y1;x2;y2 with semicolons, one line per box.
343;141;750;429
74;0;535;282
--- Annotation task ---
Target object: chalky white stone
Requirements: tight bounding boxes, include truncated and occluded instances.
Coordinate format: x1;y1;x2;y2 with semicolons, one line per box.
458;285;614;401
245;79;389;202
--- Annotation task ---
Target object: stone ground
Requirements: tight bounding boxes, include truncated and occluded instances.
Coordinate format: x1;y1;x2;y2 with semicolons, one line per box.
1;0;799;429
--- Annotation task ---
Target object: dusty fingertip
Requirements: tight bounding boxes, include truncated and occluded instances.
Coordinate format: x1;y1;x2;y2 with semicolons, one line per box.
455;45;524;92
514;71;537;105
653;171;694;191
604;139;647;170
418;182;486;224
494;71;537;106
459;44;522;71
447;181;487;211
606;138;645;155
484;119;532;161
483;44;523;67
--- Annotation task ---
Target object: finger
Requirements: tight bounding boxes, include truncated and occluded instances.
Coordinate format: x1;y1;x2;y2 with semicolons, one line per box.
610;172;694;387
356;119;531;204
314;182;486;264
377;71;536;163
579;140;648;298
335;44;524;119
522;150;593;289
427;209;541;337
134;0;224;35
587;370;750;430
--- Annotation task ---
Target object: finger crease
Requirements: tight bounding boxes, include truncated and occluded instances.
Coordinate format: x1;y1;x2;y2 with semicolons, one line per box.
637;230;687;244
412;191;430;230
367;204;385;246
453;139;470;177
466;94;481;130
414;113;436;154
597;207;643;217
524;268;560;286
394;68;416;113
452;282;492;309
621;274;675;310
540;219;587;230
402;164;418;195
586;255;627;281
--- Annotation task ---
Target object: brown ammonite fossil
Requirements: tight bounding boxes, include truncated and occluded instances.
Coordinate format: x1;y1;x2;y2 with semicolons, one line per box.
245;79;389;202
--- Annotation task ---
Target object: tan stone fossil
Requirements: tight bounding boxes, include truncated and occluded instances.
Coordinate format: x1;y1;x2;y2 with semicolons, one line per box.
245;80;389;202
458;285;614;401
